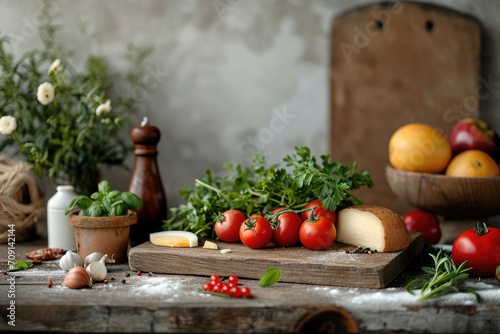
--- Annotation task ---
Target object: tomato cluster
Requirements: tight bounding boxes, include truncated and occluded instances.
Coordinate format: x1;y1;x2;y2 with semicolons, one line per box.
214;199;337;250
202;274;252;298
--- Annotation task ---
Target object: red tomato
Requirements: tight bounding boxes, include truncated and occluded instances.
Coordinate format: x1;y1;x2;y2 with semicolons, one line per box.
403;210;441;245
239;215;273;249
301;199;337;225
270;209;303;247
299;215;336;250
452;223;500;277
214;209;247;243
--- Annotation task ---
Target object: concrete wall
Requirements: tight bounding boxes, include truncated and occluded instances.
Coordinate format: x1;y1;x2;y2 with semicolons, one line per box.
1;0;499;229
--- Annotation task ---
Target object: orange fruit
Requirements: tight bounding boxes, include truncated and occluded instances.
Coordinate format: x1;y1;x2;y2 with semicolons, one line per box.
445;150;500;177
389;123;451;173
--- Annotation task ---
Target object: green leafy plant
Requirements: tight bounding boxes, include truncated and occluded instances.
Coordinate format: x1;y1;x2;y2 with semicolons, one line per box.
0;2;152;194
405;249;479;301
64;180;142;217
164;146;373;238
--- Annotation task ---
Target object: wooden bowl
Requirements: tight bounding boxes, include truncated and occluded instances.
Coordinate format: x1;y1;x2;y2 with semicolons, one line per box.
385;165;500;219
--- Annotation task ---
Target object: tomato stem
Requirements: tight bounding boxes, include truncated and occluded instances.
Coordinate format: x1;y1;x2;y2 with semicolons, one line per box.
265;206;317;227
473;222;489;236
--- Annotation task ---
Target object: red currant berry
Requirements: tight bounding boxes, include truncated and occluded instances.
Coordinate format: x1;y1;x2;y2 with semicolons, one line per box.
240;287;252;298
228;275;239;284
221;285;231;294
210;274;221;282
203;283;213;291
230;286;242;298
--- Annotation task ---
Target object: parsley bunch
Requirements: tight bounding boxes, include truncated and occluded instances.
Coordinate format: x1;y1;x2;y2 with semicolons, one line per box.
164;146;373;238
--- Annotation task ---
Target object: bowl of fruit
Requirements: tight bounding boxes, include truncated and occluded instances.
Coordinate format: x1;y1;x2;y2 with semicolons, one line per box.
385;118;500;219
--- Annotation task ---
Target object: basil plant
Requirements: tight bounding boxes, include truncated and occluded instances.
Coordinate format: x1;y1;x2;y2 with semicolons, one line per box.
65;180;142;217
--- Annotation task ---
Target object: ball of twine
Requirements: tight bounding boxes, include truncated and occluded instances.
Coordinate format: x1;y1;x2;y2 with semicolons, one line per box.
0;156;45;243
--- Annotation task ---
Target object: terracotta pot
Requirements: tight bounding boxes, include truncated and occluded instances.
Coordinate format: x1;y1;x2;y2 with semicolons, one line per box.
68;211;137;264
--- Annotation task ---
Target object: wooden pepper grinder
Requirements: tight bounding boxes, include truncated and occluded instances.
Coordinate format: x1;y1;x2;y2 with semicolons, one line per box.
128;117;167;247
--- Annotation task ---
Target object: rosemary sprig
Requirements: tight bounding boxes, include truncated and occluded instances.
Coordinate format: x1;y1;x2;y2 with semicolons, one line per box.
405;249;479;302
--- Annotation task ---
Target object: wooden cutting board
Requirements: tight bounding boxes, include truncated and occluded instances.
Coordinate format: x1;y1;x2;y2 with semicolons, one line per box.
330;2;481;216
129;232;423;289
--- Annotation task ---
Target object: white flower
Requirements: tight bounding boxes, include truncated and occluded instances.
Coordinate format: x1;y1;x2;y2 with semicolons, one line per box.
0;116;17;135
96;100;112;116
36;82;55;105
48;59;61;74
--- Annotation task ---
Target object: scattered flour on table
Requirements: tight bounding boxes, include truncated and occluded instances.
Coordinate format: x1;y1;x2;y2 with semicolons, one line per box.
132;276;208;298
303;251;361;263
310;283;500;306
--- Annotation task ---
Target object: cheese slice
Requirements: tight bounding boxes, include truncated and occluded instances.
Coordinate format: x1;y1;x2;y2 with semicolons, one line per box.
203;240;219;250
336;205;409;252
150;231;198;248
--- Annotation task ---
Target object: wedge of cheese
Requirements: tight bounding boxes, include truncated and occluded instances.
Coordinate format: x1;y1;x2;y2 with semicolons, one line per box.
336;205;409;252
150;231;198;248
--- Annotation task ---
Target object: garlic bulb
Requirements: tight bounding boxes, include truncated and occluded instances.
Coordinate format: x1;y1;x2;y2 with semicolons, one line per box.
59;250;84;272
63;266;93;289
84;252;115;267
86;254;108;282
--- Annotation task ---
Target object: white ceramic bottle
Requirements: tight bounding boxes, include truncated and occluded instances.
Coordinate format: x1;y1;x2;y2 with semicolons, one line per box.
47;185;77;250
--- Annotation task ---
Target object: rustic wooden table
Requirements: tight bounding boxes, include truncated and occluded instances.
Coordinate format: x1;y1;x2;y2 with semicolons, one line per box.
1;237;499;333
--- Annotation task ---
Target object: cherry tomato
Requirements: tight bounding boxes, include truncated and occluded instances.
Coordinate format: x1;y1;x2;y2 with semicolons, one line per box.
214;209;247;243
299;215;336;250
452;223;500;277
403;210;441;245
270;209;303;247
301;199;337;225
239;215;273;249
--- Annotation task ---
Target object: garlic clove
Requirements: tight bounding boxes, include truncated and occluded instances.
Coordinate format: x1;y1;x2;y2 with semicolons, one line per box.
63;266;93;289
59;250;84;272
84;252;116;267
86;254;108;282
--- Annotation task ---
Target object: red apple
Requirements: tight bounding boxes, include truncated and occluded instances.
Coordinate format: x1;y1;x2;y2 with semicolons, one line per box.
448;118;500;159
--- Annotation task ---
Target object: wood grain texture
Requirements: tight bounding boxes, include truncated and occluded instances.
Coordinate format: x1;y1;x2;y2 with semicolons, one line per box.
128;232;423;289
330;2;481;216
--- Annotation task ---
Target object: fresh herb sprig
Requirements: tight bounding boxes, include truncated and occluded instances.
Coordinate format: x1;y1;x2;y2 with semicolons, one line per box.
405;249;479;301
284;146;374;211
164;146;373;238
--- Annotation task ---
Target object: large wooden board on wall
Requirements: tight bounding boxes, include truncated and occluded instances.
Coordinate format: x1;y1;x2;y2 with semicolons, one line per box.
330;2;481;215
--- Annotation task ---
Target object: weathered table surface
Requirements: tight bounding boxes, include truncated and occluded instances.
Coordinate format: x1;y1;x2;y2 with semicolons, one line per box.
1;238;499;333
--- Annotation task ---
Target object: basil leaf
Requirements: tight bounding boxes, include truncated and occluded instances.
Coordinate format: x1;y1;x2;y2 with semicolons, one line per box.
64;195;93;215
121;192;143;210
98;180;111;194
87;201;106;217
258;267;281;287
8;259;33;272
